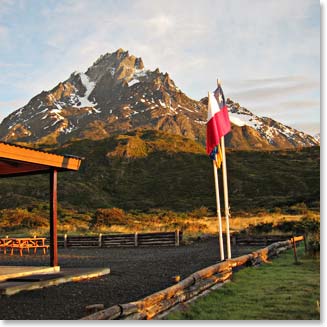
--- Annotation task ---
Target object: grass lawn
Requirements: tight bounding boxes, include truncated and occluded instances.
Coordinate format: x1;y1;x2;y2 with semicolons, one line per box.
167;245;320;320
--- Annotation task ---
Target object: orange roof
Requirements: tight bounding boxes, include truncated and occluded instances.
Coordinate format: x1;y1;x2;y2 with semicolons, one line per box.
0;142;82;177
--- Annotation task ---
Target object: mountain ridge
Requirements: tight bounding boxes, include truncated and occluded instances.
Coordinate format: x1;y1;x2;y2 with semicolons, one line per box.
0;130;320;212
0;48;319;149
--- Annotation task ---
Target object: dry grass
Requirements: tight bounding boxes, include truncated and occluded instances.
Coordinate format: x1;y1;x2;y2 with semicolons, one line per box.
2;208;319;238
90;211;320;237
228;213;319;233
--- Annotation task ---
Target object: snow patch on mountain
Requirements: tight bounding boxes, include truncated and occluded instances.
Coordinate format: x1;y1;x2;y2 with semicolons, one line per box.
78;73;98;108
128;79;140;87
228;105;260;129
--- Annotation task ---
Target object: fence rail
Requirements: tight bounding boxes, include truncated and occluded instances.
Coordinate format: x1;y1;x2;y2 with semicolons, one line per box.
56;231;182;248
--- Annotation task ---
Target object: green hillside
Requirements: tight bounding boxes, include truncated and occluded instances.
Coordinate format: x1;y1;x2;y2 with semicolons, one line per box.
0;129;320;214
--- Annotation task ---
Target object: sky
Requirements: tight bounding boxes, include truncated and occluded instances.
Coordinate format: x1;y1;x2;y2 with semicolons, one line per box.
0;0;321;135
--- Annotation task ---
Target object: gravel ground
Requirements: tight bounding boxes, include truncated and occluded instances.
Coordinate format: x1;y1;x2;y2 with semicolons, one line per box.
0;237;256;320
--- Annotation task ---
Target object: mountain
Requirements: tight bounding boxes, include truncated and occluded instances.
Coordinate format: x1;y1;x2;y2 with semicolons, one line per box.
0;48;319;149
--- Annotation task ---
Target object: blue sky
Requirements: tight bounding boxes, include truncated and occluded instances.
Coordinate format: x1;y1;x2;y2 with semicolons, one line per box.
0;0;320;135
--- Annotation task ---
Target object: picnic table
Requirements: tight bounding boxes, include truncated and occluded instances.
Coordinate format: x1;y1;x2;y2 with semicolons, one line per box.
0;237;49;256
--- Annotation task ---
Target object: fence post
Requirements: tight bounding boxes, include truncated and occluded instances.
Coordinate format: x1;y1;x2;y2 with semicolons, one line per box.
232;234;237;247
134;232;138;247
99;233;103;248
303;234;308;253
175;230;180;246
64;233;68;248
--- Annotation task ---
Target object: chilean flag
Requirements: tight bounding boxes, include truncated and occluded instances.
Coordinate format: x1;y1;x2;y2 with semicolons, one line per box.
206;83;231;156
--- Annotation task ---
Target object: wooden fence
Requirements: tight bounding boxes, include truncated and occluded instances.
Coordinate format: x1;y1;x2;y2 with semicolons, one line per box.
232;234;293;247
81;235;304;320
56;231;182;248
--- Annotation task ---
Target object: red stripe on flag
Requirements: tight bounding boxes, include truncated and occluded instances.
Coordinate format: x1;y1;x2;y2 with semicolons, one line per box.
206;106;231;155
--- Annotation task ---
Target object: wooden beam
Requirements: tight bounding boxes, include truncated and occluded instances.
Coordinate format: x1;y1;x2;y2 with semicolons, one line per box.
50;169;58;267
0;142;81;171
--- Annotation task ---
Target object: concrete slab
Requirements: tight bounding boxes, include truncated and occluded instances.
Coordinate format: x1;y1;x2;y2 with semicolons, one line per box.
0;266;60;282
0;267;110;296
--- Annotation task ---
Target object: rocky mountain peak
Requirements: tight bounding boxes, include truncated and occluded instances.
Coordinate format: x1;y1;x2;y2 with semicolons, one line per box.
85;49;145;84
0;48;320;149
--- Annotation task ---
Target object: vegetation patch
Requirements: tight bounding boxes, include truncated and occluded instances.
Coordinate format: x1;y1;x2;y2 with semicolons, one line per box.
0;131;320;213
0;203;319;238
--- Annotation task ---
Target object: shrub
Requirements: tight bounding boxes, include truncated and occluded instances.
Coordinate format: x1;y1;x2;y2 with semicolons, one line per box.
93;208;126;226
0;208;48;232
286;202;308;215
307;234;320;257
189;206;210;218
275;219;298;233
276;216;320;255
247;222;273;234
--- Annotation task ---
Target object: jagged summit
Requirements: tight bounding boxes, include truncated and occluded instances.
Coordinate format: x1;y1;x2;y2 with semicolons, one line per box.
85;48;145;84
0;49;319;149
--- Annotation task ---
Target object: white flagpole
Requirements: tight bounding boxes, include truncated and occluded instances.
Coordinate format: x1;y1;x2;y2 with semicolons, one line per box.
213;156;225;261
217;79;232;259
209;91;225;261
221;136;231;259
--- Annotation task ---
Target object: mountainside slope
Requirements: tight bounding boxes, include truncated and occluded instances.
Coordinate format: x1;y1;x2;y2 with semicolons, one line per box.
0;130;320;213
0;49;319;149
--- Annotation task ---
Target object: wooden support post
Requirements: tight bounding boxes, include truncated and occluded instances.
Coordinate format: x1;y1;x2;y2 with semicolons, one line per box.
134;232;138;247
50;169;58;267
292;236;298;264
175;229;180;246
99;233;103;248
64;234;68;248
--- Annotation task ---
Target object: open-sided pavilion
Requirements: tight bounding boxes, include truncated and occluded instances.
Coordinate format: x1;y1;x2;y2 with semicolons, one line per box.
0;141;82;267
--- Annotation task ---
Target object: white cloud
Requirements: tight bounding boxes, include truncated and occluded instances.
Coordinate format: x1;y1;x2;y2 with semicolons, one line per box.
146;15;174;35
0;25;8;43
279;100;320;110
0;0;320;134
228;79;319;102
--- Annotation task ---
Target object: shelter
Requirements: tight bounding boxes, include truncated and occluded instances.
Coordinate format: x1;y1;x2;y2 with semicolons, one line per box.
0;141;82;267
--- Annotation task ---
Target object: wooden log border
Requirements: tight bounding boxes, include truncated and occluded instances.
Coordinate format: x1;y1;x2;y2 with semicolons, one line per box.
81;235;304;320
56;230;183;248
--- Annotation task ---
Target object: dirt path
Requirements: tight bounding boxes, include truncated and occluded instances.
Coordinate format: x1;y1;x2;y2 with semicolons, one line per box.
0;238;256;320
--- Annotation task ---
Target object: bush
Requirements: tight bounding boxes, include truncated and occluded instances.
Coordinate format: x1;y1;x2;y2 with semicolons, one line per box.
286;202;308;215
276;216;320;255
307;234;320;256
275;217;319;234
275;219;298;233
189;206;210;218
0;208;48;232
93;208;126;226
246;222;273;234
